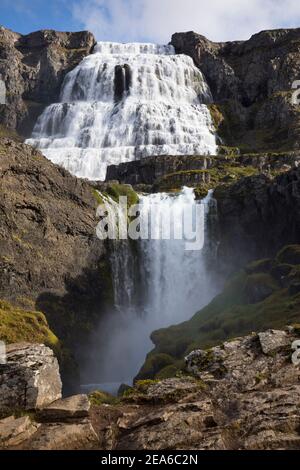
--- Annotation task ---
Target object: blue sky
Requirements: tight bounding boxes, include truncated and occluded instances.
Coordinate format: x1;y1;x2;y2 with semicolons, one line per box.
1;0;82;35
1;0;300;43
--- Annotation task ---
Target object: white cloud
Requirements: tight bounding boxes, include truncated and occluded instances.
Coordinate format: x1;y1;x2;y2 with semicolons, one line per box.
72;0;300;43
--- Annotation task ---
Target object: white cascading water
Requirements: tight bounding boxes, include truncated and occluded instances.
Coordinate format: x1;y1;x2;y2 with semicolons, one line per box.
83;188;218;392
26;42;217;181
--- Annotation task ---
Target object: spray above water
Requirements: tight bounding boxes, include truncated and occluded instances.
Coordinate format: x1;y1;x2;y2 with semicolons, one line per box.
26;41;217;181
84;188;218;390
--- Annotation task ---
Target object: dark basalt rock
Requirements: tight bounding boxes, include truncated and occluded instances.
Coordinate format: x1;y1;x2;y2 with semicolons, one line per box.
171;29;300;152
0;27;96;137
214;167;300;273
0;138;112;388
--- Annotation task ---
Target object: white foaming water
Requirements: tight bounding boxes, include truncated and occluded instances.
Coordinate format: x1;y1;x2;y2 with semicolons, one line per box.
85;188;218;386
27;42;217;180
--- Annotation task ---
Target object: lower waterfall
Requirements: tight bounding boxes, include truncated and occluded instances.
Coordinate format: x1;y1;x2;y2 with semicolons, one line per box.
82;188;218;393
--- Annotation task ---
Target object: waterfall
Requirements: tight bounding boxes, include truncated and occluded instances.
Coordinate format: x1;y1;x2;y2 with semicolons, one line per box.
26;41;217;181
84;188;218;391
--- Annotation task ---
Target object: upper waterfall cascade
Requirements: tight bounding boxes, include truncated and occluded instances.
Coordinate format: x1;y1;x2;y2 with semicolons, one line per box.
26;41;217;180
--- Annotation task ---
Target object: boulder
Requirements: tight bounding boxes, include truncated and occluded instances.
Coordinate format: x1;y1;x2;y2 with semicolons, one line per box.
37;395;90;422
258;330;291;355
0;343;62;412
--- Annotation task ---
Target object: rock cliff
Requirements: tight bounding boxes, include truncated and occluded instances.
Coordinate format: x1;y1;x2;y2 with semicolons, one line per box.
0;27;96;137
172;29;300;152
214;166;300;272
0;138;112;386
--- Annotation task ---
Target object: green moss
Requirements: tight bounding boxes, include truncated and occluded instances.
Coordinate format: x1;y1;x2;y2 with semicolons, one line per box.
154;165;259;197
103;183;139;208
92;188;104;206
136;353;174;381
0;299;59;349
135;379;159;393
89;390;120;406
155;365;179;380
245;258;273;275
277;245;300;265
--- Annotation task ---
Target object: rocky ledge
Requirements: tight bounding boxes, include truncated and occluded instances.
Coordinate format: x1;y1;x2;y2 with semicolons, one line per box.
91;327;300;450
0;343;98;450
1;329;299;450
172;29;300;152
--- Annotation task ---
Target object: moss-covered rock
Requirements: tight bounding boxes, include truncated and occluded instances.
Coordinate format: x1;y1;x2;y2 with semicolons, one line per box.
0;299;59;349
102;183;139;208
277;245;300;265
89;390;120;406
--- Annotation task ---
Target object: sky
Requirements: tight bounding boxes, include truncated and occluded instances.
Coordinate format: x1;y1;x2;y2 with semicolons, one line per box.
1;0;300;43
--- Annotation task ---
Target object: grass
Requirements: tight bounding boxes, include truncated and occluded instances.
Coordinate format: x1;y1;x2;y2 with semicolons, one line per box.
0;299;59;349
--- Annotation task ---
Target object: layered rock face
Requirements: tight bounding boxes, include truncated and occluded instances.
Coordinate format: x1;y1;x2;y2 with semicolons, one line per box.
215;166;300;271
0;138;112;373
106;150;300;195
0;27;96;136
172;29;300;152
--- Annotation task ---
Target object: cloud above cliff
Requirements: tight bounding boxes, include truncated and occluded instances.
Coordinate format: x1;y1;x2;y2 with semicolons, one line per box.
72;0;300;43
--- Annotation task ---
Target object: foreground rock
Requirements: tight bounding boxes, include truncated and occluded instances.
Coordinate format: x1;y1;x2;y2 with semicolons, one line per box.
37;395;90;422
0;416;40;449
90;328;300;450
0;343;62;413
0;343;99;450
0;27;96;136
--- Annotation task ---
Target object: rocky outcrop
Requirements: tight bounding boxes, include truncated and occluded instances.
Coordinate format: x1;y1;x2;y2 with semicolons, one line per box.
89;327;300;450
0;138;112;386
214;166;300;271
0;26;96;136
1;335;300;450
172;29;300;152
0;343;62;414
106;150;300;195
0;343;99;450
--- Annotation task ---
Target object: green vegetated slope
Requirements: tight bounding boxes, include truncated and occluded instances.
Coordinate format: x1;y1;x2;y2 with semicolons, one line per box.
137;245;300;380
0;299;59;348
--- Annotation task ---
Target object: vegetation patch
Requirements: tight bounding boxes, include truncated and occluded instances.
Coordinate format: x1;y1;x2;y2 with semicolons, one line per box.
0;299;59;349
89;390;120;406
137;246;300;379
